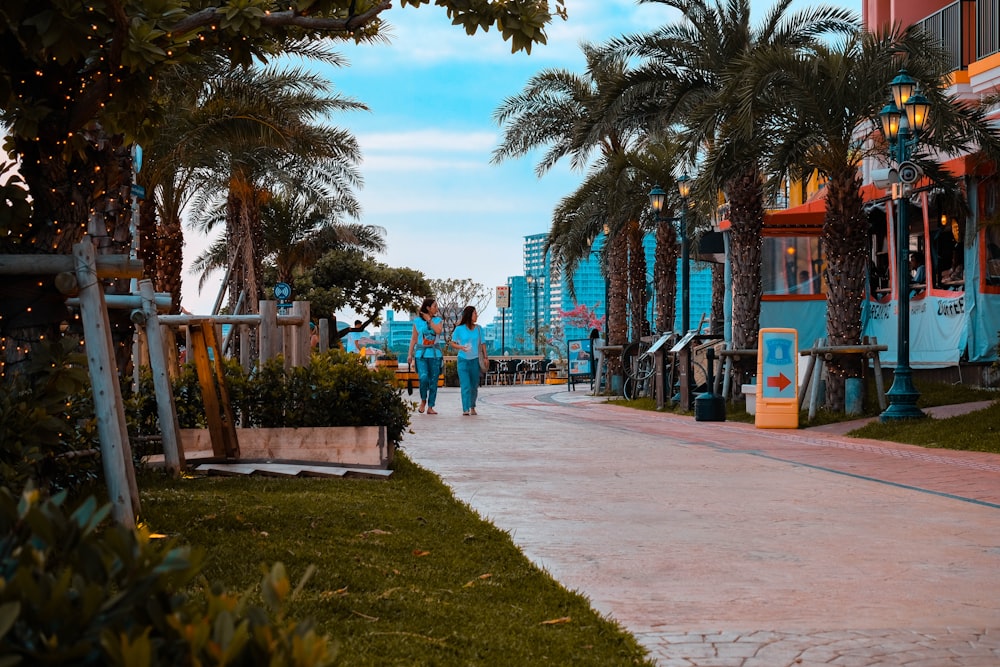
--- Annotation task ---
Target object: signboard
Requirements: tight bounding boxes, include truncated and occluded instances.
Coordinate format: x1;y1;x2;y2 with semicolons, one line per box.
273;282;292;301
567;338;593;378
496;285;510;309
130;184;146;200
755;327;798;429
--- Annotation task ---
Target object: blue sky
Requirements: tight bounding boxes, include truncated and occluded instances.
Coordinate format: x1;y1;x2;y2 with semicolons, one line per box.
182;0;862;324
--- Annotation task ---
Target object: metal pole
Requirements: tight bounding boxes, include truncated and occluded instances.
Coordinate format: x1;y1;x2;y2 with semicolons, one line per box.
680;203;690;334
532;280;539;355
881;124;924;420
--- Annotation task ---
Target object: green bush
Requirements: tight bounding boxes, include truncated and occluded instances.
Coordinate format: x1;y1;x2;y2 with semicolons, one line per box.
130;349;411;444
0;338;101;497
0;486;336;666
443;359;459;386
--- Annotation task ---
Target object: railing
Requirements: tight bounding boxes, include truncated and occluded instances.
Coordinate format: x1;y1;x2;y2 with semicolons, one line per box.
916;0;999;69
917;1;966;71
979;0;999;59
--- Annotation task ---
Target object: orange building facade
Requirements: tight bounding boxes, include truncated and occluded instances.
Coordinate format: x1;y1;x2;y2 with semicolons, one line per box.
745;0;1000;370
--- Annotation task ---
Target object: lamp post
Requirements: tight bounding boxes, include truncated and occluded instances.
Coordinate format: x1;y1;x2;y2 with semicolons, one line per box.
526;274;540;354
879;68;930;421
649;173;692;333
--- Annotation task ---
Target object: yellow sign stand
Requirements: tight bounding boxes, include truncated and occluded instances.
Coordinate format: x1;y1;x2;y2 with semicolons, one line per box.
755;328;799;429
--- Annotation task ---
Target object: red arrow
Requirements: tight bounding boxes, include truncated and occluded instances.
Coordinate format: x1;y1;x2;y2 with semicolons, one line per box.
767;373;791;391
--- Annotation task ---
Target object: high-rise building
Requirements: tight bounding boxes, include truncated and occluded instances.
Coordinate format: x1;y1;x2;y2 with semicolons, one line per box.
493;231;715;357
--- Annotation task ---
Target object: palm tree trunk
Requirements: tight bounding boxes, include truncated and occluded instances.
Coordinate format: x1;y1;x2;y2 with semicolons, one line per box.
822;170;867;411
626;219;649;340
711;262;725;336
654;216;679;333
607;229;628;375
726;167;765;352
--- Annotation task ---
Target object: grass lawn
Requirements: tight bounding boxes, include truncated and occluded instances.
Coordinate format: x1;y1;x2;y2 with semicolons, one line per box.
611;380;999;454
138;456;655;667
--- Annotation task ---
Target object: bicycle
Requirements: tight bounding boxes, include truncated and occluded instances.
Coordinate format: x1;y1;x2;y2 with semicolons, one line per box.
622;333;673;401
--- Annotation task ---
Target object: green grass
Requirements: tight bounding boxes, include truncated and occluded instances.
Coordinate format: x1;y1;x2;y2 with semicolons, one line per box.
138;456;655;666
608;381;1000;453
850;400;1000;452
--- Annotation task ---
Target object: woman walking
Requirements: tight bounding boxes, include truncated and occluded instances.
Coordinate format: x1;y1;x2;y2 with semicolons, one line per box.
449;305;485;415
407;297;444;414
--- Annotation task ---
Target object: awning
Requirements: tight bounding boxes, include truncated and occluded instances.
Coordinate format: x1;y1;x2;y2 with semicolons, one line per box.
762;183;887;233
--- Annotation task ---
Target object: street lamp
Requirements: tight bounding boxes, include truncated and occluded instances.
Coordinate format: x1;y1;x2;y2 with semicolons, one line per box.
879;68;929;422
649;173;692;333
526;274;540;354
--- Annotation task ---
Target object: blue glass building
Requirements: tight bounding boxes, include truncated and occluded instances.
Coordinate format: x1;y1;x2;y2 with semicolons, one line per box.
494;232;714;356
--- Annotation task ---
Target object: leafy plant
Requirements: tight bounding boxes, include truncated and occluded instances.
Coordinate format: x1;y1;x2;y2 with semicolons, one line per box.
0;338;100;497
0;485;337;666
130;350;411;443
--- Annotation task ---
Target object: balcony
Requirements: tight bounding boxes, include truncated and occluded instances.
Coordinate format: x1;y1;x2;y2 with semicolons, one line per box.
917;0;999;72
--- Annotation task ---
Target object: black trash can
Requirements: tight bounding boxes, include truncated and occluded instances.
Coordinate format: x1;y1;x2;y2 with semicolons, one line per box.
694;348;726;422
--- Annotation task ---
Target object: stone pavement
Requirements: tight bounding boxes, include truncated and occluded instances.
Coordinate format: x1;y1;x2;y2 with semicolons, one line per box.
401;384;1000;666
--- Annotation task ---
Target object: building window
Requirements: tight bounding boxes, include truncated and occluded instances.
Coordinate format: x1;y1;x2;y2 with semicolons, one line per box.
762;236;826;297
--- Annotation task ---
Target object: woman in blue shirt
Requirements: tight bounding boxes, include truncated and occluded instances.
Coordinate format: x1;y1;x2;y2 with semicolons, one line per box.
407;297;444;414
449;305;485;415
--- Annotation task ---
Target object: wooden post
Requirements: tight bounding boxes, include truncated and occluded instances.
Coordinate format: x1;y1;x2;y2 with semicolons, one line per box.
188;320;239;458
319;318;330;352
259;300;278;366
798;339;822;410
139;280;184;474
287;301;310;368
73;242;137;527
869;336;887;410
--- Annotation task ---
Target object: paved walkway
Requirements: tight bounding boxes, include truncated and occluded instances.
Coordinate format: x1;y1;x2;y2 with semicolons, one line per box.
402;385;1000;666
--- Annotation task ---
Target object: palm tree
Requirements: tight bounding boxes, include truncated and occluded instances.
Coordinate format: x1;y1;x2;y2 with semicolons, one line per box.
601;0;857;357
184;61;365;314
139;43;364;314
191;193;385;290
732;25;1000;409
492;44;654;349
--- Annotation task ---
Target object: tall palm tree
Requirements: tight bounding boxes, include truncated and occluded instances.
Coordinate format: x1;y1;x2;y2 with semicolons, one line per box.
140;43;364;314
601;0;857;356
492;44;654;349
185;62;365;314
190;193;384;294
733;25;1000;408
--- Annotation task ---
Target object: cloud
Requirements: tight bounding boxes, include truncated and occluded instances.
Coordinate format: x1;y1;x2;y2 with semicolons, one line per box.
360;130;497;153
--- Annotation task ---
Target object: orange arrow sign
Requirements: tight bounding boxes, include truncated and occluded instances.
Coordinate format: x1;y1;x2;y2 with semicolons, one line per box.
766;373;791;391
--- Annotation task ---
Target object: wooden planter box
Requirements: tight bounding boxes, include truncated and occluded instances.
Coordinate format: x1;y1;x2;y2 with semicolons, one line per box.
179;426;394;469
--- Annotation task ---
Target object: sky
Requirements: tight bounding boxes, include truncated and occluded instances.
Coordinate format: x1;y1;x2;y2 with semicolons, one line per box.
181;0;862;325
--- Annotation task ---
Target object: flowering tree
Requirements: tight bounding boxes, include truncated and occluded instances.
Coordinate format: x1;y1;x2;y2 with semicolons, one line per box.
558;303;605;332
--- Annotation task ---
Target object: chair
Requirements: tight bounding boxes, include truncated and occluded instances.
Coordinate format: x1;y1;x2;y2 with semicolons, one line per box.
483;358;501;385
498;358;521;385
522;359;547;384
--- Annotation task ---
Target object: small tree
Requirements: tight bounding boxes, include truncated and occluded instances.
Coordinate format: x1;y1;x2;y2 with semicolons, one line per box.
427;278;491;337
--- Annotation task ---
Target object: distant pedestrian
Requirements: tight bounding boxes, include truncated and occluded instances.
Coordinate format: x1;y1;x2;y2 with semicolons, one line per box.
344;320;364;353
408;297;443;414
450;305;485;415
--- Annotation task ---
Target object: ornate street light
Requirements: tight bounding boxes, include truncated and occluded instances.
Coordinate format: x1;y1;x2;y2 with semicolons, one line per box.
879;68;929;421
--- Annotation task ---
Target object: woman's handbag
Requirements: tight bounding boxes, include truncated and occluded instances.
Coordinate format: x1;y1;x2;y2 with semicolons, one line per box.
478;328;489;373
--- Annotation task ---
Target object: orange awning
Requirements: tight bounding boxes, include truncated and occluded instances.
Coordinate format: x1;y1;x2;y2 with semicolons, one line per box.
762;184;887;233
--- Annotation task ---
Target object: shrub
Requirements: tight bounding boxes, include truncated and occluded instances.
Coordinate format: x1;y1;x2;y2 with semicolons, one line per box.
0;486;336;666
443;359;459;386
0;338;101;497
130;349;411;444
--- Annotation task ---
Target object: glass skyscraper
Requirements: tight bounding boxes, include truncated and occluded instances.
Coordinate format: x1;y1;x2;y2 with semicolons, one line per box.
493;232;714;357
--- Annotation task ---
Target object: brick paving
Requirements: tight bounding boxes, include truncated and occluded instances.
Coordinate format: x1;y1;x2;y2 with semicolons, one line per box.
403;385;1000;666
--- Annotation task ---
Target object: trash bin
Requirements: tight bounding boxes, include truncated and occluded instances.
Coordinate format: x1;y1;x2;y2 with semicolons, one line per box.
694;348;726;422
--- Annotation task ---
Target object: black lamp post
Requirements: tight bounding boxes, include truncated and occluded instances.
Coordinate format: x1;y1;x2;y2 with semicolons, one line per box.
879;68;930;421
649;173;692;333
526;274;540;354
